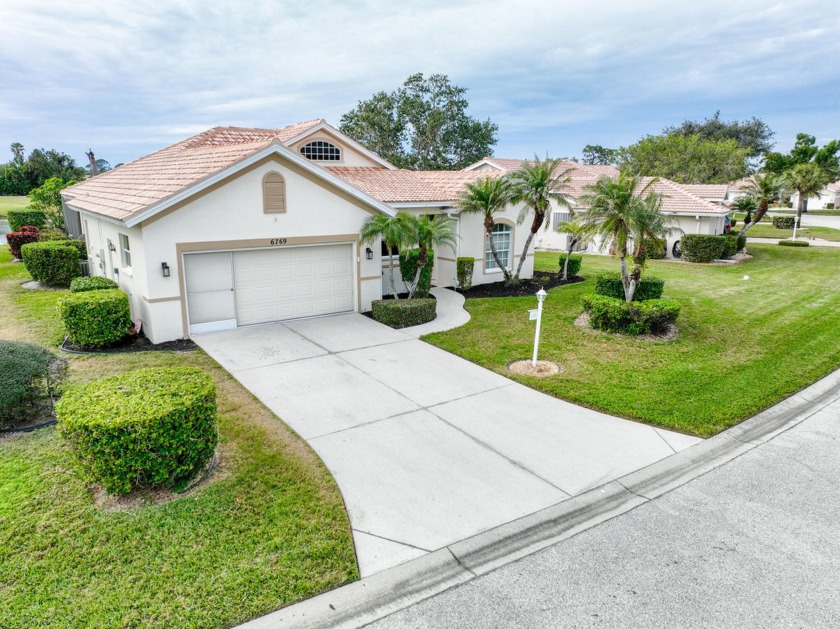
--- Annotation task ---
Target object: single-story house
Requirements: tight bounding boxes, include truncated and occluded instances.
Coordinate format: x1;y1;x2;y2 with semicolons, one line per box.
464;159;729;259
790;180;840;210
62;120;532;344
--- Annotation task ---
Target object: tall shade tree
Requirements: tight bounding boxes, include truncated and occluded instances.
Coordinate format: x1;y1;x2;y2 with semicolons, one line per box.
784;162;833;220
360;212;413;299
556;218;595;280
578;172;670;301
401;214;457;298
509;157;574;281
456;176;516;283
738;173;781;236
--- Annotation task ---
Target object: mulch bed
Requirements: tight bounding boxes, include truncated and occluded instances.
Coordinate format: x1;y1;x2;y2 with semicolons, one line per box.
457;272;584;299
60;333;197;354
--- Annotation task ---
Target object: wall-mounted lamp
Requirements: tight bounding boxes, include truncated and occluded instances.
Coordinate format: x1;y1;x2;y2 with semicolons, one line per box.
161;262;171;278
365;247;374;260
108;241;116;252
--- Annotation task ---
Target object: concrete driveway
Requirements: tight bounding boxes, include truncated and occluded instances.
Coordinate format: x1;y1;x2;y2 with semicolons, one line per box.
194;314;699;576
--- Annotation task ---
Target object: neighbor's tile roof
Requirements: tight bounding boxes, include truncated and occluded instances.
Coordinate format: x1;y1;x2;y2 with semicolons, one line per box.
327;167;503;203
62;120;324;221
673;183;729;200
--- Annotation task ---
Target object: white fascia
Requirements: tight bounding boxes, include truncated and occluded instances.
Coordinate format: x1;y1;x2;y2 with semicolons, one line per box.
285;121;398;170
390;201;454;210
123;141;395;228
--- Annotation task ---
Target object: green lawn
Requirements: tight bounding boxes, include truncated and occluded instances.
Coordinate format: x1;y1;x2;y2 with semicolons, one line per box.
424;246;840;437
0;247;358;628
0;196;29;218
744;222;840;242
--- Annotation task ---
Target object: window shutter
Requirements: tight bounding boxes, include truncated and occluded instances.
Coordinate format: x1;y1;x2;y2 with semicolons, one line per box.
263;172;286;213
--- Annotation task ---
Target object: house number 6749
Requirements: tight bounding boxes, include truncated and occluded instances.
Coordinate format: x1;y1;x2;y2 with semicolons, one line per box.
270;238;287;245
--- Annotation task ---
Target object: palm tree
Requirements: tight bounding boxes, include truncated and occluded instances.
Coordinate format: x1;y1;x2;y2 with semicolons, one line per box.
738;173;780;236
360;212;412;299
784;162;832;222
556;218;595;280
9;142;24;164
508;157;574;281
578;172;670;302
731;196;756;226
456;176;516;283
402;214;457;298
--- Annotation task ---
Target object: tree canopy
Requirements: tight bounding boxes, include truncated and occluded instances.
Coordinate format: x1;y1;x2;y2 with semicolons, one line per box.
664;111;775;158
764;133;840;178
581;144;617;165
617;134;750;184
0;145;86;195
340;73;498;170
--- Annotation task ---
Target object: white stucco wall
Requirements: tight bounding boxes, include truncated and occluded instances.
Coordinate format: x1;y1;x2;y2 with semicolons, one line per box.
790;190;840;210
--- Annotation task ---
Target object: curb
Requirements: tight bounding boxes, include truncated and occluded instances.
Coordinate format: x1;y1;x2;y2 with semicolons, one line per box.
238;369;840;629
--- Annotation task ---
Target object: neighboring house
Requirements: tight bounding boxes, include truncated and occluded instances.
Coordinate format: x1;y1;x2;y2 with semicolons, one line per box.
464;159;729;259
790;180;840;210
62;120;532;344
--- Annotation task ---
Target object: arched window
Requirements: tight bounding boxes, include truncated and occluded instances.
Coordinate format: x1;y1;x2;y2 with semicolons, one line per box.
485;223;511;271
263;172;286;213
300;140;341;161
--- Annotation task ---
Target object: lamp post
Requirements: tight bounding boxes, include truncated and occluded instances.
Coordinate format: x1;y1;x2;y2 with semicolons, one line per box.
792;214;800;241
532;288;547;367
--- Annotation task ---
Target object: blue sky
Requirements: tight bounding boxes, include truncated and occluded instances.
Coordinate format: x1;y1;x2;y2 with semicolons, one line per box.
2;0;838;168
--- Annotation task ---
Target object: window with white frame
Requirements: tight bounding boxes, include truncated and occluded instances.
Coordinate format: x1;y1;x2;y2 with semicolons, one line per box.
300;140;341;161
485;223;511;270
551;211;572;231
119;233;131;269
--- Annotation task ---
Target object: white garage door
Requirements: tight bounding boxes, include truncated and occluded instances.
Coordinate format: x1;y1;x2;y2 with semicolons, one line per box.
233;244;354;326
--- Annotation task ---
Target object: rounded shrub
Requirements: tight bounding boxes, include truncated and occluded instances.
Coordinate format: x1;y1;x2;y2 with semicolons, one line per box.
70;276;120;293
595;273;664;301
582;294;680;335
57;288;133;347
681;234;726;263
371;298;436;328
721;233;741;258
20;241;81;286
0;340;64;429
57;367;218;495
772;216;795;229
456;257;475;290
635;237;667;260
778;240;809;247
7;209;46;232
6;230;40;259
558;253;583;277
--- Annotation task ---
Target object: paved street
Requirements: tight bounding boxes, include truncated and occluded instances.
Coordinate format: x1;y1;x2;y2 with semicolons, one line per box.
370;393;840;628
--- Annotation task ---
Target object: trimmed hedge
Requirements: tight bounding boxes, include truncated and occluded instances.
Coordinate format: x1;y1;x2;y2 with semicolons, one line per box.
558;253;583;277
582;294;681;335
39;229;88;258
21;241;81;286
70;276;119;293
7;209;46;232
57;289;133;347
400;248;434;298
56;367;218;495
595;273;664;301
456;257;475;290
6;230;40;259
0;340;64;429
635;237;667;260
772;216;795;229
371;298;436;329
682;234;726;263
722;233;741;258
779;240;810;247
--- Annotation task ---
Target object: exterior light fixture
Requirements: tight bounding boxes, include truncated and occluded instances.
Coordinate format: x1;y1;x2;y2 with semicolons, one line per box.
365;247;374;260
161;262;171;277
108;241;116;252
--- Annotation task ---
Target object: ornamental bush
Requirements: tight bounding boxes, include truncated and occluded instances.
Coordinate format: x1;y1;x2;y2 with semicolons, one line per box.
399;248;434;297
57;289;133;347
594;273;664;301
778;240;810;247
681;234;726;263
456;257;475;290
56;367;218;495
69;276;119;293
0;340;65;429
39;229;88;258
722;233;741;258
21;241;81;286
371;298;436;328
635;237;667;261
772;216;795;229
582;294;681;335
558;253;583;277
7;209;46;232
6;230;40;259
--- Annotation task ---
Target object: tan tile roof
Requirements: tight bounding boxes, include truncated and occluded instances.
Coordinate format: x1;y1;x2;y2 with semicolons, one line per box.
679;183;729;200
327;167;502;203
644;178;729;215
63;120;324;221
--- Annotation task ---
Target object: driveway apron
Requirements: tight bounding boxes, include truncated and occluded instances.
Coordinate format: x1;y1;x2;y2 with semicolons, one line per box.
194;313;700;576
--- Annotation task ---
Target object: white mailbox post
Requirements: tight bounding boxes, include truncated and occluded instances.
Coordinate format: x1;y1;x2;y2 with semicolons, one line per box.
531;288;547;367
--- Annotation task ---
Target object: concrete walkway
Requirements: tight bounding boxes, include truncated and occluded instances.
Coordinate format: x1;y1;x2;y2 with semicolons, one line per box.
401;287;471;337
194;312;699;577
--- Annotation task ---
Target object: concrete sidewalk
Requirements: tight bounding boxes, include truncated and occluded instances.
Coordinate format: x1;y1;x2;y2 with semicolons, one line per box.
195;310;698;578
